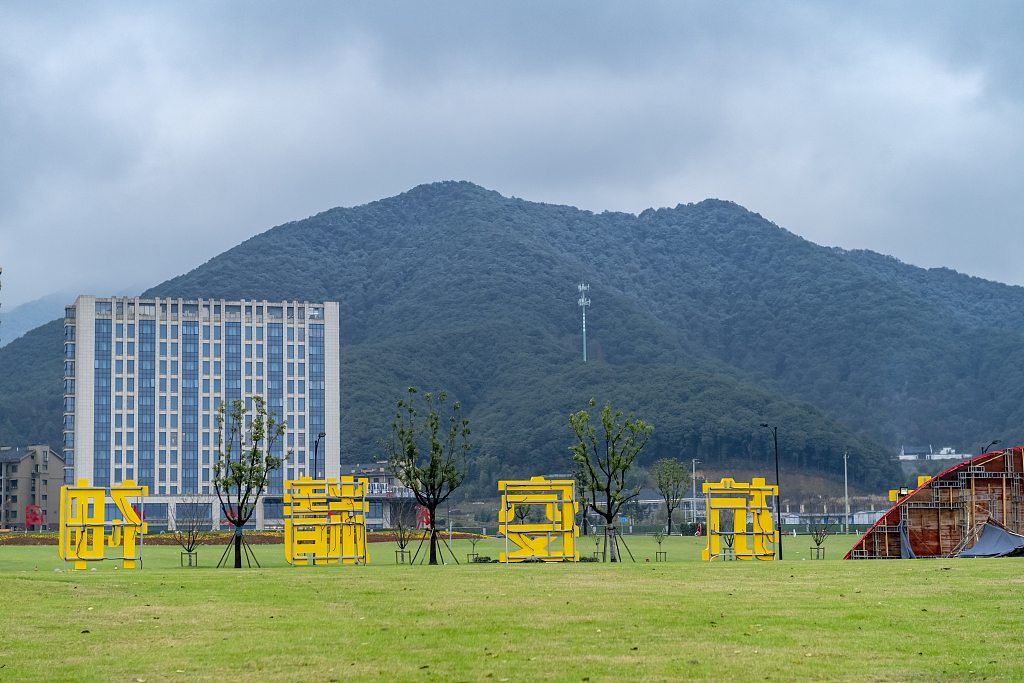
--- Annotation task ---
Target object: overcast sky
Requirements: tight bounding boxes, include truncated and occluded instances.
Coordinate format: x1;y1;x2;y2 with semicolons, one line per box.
2;1;1023;309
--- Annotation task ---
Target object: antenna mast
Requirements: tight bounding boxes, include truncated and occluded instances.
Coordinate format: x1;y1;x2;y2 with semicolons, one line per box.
577;283;590;362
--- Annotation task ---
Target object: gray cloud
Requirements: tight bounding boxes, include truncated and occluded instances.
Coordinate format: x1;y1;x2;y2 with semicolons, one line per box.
2;1;1023;308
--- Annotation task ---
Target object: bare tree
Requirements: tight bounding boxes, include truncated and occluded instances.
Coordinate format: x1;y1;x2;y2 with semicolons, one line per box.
570;399;653;562
212;396;287;569
173;493;211;566
384;388;471;565
389;496;417;563
651;458;691;535
513;503;532;524
810;509;835;557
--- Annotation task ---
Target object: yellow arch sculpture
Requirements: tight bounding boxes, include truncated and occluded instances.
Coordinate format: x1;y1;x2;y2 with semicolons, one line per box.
702;477;778;561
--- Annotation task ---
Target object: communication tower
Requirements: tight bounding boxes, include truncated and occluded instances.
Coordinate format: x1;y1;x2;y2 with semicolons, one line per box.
577;283;590;362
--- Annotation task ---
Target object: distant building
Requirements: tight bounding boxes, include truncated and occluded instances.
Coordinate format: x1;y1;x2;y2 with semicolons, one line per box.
853;510;885;525
898;445;933;461
898;445;971;461
339;462;414;529
63;295;340;529
1;445;64;531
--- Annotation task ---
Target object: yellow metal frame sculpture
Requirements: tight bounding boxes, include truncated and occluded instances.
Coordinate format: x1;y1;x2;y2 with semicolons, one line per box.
498;476;578;562
284;476;368;565
59;479;148;570
702;477;778;561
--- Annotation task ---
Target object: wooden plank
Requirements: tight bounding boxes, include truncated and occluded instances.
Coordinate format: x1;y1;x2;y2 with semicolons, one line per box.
1003;475;1008;526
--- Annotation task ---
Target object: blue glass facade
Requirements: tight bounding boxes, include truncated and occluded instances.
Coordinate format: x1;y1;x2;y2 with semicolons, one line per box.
308;323;325;477
93;319;112;487
182;321;200;493
138;320;156;490
225;322;242;429
267;323;284;494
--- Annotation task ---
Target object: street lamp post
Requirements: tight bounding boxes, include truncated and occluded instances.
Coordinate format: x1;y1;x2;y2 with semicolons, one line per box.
691;459;700;524
843;451;850;534
760;423;783;560
983;440;1002;454
313;432;326;479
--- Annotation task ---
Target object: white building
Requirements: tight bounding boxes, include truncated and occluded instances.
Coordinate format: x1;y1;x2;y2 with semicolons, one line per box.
63;296;340;529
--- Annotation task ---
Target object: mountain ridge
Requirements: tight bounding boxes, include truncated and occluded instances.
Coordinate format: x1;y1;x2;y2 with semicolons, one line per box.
4;180;1024;495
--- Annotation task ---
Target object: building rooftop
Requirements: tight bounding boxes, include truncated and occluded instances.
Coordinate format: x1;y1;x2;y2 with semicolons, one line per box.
0;445;61;463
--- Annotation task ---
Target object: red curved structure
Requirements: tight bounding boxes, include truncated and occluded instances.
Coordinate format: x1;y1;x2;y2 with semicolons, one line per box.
846;448;1023;559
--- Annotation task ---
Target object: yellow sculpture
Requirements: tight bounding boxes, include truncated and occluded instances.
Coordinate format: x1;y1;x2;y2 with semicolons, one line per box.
702;477;778;561
284;476;368;565
59;479;148;570
498;477;578;562
889;476;933;502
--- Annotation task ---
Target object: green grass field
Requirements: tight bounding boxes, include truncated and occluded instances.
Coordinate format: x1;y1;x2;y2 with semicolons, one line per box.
1;533;1021;682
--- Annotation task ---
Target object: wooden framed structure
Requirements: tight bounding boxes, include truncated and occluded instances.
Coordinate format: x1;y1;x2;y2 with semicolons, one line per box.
846;448;1023;559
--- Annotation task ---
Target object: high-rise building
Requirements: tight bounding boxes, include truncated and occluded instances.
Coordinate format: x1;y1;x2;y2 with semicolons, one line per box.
63;296;340;529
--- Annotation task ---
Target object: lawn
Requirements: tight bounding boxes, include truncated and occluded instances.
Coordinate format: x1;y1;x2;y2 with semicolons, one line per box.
0;533;1021;682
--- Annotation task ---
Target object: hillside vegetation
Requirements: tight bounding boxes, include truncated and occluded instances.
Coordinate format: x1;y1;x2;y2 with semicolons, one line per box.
6;181;1024;494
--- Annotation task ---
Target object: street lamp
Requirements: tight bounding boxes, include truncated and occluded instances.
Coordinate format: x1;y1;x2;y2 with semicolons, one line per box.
760;423;783;560
691;459;700;524
314;432;326;479
983;440;1001;455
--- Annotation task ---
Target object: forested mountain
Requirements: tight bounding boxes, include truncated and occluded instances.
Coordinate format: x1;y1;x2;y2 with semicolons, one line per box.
4;181;1023;495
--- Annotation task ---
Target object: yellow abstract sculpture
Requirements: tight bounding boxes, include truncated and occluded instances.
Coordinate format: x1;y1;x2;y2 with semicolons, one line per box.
498;477;578;562
702;477;778;561
284;476;367;565
59;479;148;570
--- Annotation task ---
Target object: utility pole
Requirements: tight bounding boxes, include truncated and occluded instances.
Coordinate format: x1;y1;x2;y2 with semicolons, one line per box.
691;459;699;523
843;451;850;534
577;284;590;362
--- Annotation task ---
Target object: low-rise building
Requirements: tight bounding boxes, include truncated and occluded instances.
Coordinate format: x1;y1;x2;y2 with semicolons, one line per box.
339;462;414;529
1;445;65;530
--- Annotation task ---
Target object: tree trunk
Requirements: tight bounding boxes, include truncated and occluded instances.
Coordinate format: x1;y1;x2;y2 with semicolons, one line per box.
428;508;438;565
234;528;242;569
608;525;618;562
666;508;673;536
